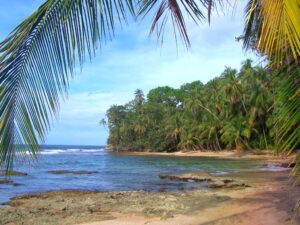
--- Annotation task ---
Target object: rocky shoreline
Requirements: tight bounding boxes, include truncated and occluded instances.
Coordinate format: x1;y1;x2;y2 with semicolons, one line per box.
159;172;251;189
0;170;299;225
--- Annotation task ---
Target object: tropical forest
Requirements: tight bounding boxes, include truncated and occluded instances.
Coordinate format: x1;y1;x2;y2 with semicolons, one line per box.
105;59;294;153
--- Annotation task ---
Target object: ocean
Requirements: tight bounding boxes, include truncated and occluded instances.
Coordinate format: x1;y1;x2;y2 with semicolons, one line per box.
0;145;287;203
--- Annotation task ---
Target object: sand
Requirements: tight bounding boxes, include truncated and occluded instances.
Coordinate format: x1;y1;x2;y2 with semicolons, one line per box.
113;150;294;162
0;152;299;225
0;170;299;225
77;171;300;225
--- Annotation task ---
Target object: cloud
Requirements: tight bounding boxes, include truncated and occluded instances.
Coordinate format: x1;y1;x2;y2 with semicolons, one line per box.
1;0;257;145
46;91;133;145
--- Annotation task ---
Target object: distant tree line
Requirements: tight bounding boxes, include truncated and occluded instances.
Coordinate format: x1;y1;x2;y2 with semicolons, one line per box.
102;60;296;152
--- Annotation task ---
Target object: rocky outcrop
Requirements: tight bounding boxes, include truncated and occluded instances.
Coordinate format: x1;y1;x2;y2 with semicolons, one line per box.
0;170;28;176
159;172;212;182
0;179;11;185
159;172;250;189
281;161;296;168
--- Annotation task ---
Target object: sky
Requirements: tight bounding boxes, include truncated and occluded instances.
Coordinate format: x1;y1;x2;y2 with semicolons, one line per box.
0;0;257;146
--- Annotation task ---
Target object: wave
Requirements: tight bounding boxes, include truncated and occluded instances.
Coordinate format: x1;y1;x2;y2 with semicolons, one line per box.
258;164;291;172
211;163;290;176
40;150;66;155
40;148;105;155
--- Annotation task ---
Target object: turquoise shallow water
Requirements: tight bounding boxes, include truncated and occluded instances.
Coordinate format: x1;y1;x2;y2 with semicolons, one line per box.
0;145;284;203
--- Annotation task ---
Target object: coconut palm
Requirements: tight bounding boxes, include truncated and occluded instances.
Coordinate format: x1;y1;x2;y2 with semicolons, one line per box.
0;0;299;170
220;114;252;153
134;89;145;114
242;0;299;177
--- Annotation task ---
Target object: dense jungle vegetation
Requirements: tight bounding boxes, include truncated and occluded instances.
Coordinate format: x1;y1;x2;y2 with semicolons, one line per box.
103;59;294;152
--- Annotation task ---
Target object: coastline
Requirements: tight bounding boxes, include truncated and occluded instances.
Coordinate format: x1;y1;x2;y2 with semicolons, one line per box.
111;149;295;165
0;170;299;225
0;151;298;225
79;171;300;225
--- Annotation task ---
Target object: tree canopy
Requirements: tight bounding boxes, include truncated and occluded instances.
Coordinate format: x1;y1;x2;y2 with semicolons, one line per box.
104;60;295;152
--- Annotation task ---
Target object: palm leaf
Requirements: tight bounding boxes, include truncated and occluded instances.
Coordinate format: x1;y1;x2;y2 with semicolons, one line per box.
0;0;135;171
244;0;300;63
242;0;262;50
243;1;299;176
138;0;222;47
277;61;300;153
1;0;225;171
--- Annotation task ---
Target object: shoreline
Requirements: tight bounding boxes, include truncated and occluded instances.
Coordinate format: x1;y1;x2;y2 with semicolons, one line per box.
110;149;295;164
0;152;298;225
1;170;299;225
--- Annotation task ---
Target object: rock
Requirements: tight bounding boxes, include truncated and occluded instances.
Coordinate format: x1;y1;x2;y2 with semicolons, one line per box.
208;181;224;188
281;161;296;168
177;186;185;191
0;179;11;185
208;178;250;189
159;172;250;189
158;187;166;192
159;172;212;182
226;183;250;188
222;178;234;184
0;170;27;176
158;173;169;179
48;170;98;175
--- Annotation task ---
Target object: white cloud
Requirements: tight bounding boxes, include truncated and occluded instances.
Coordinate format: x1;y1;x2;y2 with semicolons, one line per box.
0;0;257;145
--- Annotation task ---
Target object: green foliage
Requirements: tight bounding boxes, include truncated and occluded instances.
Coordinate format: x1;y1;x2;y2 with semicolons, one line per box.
0;0;226;170
105;60;293;152
0;0;135;171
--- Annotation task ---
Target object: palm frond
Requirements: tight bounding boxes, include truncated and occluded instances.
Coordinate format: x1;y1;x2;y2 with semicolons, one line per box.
242;0;262;50
138;0;222;47
0;0;135;171
244;0;300;63
276;61;300;153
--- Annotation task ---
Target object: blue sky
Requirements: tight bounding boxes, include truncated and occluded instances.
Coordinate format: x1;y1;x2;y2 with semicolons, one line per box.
0;0;257;146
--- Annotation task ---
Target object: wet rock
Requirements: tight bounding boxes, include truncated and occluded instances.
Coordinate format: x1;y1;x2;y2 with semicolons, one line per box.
177;186;185;191
208;178;250;189
159;172;250;189
222;178;234;184
208;180;224;188
48;170;98;175
226;183;250;188
0;179;11;185
281;161;296;168
158;187;166;192
159;172;212;182
0;170;27;176
158;173;169;179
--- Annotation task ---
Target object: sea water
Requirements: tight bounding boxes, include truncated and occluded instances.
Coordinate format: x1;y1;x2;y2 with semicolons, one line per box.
0;145;286;203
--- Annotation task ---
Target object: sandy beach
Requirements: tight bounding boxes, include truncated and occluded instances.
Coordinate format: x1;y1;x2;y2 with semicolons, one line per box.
0;151;299;225
112;150;295;164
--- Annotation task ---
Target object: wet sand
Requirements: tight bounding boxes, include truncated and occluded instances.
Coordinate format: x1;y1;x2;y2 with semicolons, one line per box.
0;170;299;225
113;150;294;163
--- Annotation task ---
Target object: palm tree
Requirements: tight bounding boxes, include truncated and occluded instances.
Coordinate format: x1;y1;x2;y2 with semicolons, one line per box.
164;111;185;150
0;0;299;170
242;0;299;177
220;114;252;153
134;89;145;115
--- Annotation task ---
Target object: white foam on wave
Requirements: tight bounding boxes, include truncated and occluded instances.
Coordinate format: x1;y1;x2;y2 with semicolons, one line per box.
40;149;66;155
40;148;105;155
81;149;104;153
212;171;230;176
258;164;290;172
67;149;81;152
